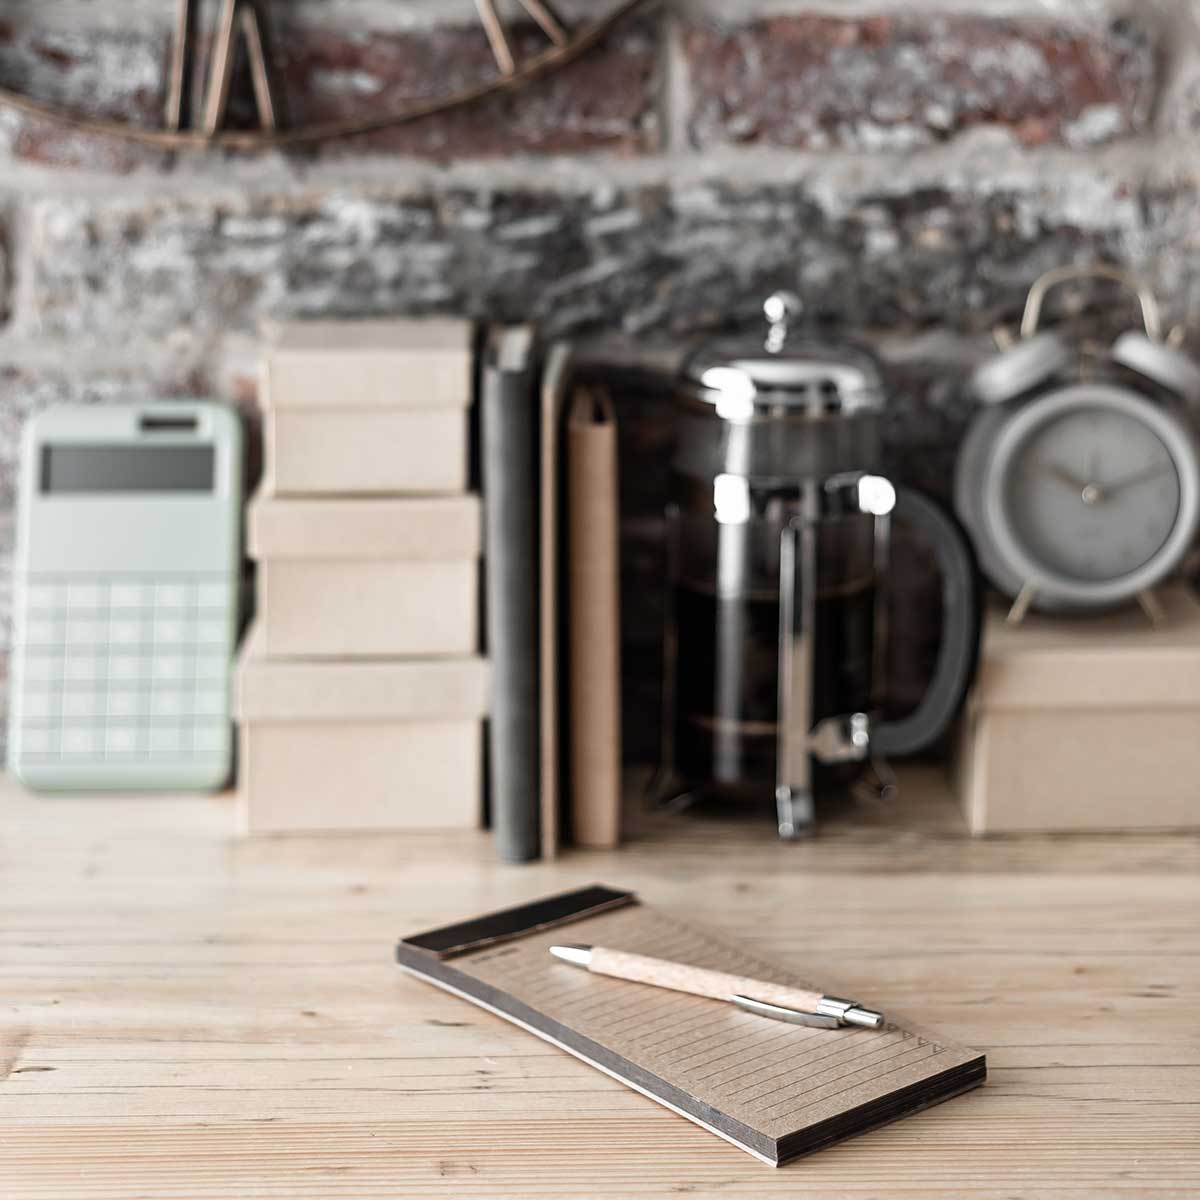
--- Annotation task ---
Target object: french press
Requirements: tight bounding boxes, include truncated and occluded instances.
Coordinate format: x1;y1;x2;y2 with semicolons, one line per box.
658;294;980;838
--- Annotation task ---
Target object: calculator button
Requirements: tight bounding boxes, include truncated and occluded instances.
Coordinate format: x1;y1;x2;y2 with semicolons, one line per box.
23;618;63;647
149;725;184;753
105;727;140;755
106;691;144;719
66;618;105;646
20;726;57;754
67;583;106;610
194;656;228;682
151;655;188;684
194;686;228;718
192;723;228;754
62;692;102;719
155;583;191;609
64;657;103;684
153;617;187;645
21;655;63;682
197;582;229;609
20;692;56;719
195;618;228;646
107;656;146;684
24;583;64;611
151;691;187;718
61;727;99;755
109;617;144;647
110;582;150;610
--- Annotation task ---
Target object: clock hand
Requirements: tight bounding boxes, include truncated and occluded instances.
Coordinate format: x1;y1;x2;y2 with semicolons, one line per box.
1039;461;1091;492
1099;462;1171;497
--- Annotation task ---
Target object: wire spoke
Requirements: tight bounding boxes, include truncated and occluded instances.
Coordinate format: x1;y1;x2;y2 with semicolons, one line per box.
240;2;282;131
202;0;241;136
474;0;517;76
165;0;198;131
516;0;571;46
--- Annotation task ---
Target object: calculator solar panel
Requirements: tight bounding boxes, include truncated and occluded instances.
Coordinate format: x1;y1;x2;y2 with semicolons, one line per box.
8;403;242;791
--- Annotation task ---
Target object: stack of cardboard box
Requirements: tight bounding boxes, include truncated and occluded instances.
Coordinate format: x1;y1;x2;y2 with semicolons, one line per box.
235;320;488;834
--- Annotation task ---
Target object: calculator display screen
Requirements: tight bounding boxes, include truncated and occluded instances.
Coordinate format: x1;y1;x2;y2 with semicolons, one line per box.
41;445;215;494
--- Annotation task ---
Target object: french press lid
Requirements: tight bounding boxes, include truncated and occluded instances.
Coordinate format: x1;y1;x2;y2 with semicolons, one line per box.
680;292;885;417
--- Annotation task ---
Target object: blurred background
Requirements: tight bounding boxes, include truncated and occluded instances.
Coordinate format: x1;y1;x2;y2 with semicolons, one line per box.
1;0;1199;774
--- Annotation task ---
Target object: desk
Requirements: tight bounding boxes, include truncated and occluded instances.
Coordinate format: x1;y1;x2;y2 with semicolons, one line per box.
2;769;1197;1198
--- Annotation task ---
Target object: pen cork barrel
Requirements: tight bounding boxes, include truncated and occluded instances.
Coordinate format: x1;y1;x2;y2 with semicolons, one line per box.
588;948;824;1013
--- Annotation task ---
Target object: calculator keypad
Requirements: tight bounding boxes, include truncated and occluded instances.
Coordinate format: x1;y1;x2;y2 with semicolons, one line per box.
12;573;234;764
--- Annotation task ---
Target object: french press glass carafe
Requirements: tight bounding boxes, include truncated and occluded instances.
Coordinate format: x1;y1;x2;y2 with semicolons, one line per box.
659;294;980;838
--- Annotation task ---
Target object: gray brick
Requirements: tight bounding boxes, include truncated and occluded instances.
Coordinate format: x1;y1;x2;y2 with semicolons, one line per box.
31;193;462;337
30;174;1198;341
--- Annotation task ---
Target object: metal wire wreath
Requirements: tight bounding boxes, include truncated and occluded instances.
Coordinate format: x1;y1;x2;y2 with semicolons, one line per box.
0;0;651;151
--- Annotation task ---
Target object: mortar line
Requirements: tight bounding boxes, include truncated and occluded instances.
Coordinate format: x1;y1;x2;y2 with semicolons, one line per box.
0;135;1198;206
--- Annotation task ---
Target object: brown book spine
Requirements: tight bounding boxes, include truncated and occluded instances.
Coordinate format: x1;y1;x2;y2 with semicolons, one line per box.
566;388;622;848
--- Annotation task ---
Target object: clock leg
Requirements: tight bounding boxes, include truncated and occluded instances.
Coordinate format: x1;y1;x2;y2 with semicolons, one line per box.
1137;588;1168;626
1006;581;1038;626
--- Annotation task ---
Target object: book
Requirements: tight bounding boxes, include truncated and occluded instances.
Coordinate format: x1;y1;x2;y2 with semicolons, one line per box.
538;342;574;860
566;388;622;848
396;886;987;1167
480;328;540;862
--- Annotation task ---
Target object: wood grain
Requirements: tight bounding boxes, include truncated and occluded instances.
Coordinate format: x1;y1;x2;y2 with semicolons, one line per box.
2;767;1198;1198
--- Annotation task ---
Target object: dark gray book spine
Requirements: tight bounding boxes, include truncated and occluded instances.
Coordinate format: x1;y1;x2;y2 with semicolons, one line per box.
482;328;540;862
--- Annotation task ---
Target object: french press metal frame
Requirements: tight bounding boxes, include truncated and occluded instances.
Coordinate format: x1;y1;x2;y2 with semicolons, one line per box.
657;299;980;840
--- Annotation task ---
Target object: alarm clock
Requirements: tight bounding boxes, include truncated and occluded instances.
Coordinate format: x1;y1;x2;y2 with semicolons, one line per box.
7;402;243;791
956;265;1200;619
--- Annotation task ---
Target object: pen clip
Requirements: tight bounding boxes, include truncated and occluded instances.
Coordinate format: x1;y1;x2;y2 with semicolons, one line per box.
732;993;884;1029
731;994;841;1028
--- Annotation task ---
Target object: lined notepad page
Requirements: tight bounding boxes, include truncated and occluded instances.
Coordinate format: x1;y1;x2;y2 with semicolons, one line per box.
455;904;971;1142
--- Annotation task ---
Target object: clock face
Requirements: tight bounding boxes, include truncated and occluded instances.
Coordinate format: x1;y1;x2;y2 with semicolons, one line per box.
1002;404;1181;583
980;384;1200;608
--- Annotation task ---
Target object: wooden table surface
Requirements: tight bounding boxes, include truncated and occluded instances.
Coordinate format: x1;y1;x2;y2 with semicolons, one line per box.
2;768;1198;1199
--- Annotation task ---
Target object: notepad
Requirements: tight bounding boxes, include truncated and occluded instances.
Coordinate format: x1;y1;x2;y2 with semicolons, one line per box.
395;886;986;1166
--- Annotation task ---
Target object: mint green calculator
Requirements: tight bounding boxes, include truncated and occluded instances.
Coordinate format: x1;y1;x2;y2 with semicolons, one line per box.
8;403;243;791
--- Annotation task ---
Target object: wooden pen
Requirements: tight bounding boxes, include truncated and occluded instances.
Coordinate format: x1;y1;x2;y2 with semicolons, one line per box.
549;943;884;1029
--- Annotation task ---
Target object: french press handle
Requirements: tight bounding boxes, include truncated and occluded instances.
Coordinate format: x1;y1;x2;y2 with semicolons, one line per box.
871;485;981;758
776;479;980;836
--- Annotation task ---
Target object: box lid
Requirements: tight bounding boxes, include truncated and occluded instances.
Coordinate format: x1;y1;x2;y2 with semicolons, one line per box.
973;585;1200;711
247;493;480;561
262;319;474;411
236;624;489;721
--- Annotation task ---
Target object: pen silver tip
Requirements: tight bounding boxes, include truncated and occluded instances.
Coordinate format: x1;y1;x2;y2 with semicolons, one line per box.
549;944;592;967
843;1006;885;1030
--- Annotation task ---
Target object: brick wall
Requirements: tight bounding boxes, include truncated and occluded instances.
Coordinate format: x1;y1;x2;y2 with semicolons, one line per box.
2;0;1199;755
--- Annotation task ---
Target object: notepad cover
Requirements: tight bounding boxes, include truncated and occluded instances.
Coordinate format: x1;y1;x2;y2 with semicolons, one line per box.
395;885;986;1166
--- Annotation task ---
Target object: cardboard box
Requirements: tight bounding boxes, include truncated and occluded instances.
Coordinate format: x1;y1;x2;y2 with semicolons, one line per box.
262;319;473;495
248;494;480;658
235;628;489;834
955;585;1200;834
